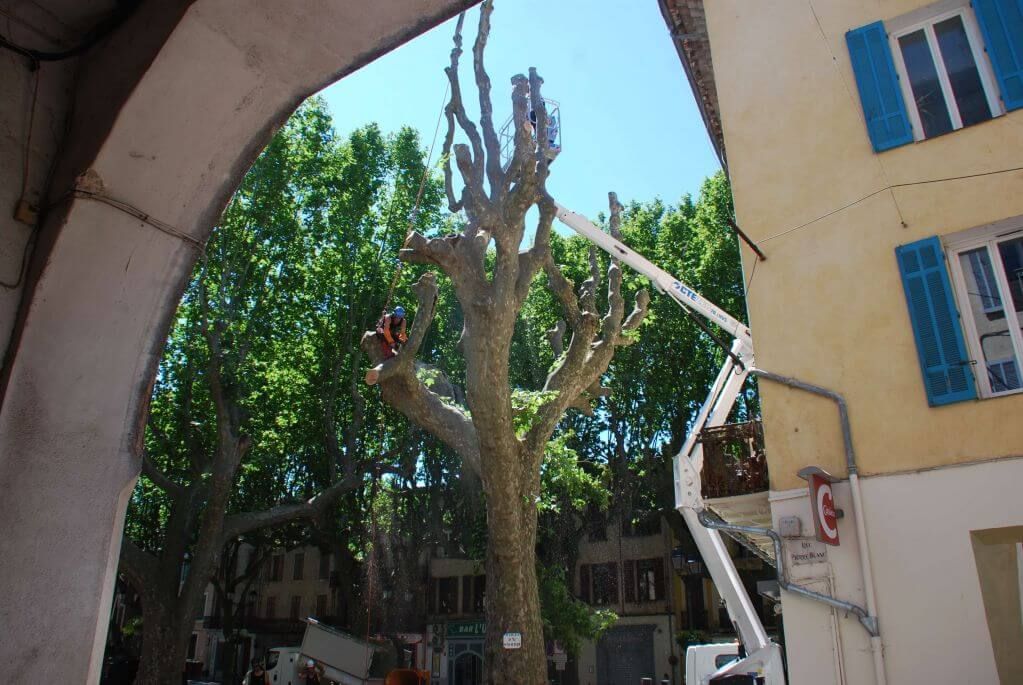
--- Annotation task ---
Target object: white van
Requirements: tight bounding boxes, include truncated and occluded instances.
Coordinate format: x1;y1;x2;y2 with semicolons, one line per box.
244;619;382;685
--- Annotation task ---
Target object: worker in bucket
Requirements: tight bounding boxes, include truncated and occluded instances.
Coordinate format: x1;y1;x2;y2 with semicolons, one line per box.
545;112;560;150
528;107;559;150
298;658;324;684
375;305;408;360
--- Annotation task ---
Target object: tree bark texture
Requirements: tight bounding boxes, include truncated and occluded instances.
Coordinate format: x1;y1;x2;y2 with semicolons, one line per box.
363;3;648;682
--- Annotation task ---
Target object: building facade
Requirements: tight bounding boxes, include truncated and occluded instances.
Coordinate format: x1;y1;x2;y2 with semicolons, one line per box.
187;545;340;679
574;517;679;685
661;0;1023;683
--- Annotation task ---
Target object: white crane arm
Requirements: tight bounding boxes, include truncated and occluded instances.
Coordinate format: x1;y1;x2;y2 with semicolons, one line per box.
555;203;785;684
554;204;752;346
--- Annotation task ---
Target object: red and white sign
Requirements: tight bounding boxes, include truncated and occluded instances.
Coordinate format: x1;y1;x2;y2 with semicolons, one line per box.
809;474;840;546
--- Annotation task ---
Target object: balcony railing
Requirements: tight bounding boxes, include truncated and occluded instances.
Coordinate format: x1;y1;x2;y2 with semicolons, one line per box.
698;420;768;498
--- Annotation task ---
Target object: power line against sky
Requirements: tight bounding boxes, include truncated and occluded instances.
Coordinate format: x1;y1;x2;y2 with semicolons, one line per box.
319;0;719;220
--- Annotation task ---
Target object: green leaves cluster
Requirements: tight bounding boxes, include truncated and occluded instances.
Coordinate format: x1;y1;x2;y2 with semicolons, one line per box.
126;96;447;563
538;564;617;656
511;389;560;437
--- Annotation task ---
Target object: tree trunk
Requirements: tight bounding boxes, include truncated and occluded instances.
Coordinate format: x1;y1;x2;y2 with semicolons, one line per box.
135;600;194;685
364;4;649;682
483;458;546;684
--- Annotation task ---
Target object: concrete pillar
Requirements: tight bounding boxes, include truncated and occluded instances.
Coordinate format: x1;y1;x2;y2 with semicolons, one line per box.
0;1;475;682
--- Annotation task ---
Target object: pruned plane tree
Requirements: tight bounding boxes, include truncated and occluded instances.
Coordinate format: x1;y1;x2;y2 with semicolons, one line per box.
361;2;649;681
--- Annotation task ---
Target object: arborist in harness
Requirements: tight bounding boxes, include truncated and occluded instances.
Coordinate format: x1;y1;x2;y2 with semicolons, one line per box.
375;306;408;360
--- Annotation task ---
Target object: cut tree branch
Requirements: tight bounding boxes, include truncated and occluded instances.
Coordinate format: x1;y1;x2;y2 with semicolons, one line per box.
472;0;503;193
443;10;487;216
221;473;359;541
142;452;185;499
119;538;159;592
362;272;482;476
524;194;650;453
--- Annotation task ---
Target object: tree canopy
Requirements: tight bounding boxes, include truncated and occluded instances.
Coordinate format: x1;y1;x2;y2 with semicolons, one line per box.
117;76;749;682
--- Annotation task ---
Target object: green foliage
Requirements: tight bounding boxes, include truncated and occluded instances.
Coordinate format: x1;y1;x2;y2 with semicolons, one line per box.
511;389;559;437
125;97;448;568
121;617;143;638
539;565;617;656
676;629;712;650
539;432;607;515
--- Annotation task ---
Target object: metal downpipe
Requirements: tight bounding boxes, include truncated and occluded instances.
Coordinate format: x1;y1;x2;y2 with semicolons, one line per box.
696;510;877;637
749;369;887;685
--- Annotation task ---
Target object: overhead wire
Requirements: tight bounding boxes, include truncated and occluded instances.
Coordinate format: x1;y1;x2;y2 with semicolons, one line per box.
66;189;206;251
760;164;1023;245
0;1;142;67
2;63;41;290
744;254;760;298
380;79;451;315
807;0;907;228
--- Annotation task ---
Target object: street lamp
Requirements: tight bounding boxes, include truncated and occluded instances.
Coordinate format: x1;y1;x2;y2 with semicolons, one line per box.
670;546;704;576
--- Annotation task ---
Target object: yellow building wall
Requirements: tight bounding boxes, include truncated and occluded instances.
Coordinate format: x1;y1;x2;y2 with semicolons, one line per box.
703;0;1023;490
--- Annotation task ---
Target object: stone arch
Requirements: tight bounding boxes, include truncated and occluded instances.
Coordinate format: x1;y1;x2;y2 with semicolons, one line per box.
0;2;475;682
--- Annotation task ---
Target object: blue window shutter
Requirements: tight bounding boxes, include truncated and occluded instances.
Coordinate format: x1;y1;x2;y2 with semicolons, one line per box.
896;237;977;406
972;0;1023;111
846;21;915;151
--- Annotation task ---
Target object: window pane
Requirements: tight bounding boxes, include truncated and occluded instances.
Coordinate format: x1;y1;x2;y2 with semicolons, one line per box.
591;564;618;605
438;577;458;614
997;237;1023;313
315;594;327;617
473;575;486;613
997;237;1023;392
899;29;953;137
959;247;1021;393
934;16;992;127
319;551;330;579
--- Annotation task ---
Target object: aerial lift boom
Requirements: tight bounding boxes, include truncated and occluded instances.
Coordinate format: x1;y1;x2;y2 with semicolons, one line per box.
556;204;785;684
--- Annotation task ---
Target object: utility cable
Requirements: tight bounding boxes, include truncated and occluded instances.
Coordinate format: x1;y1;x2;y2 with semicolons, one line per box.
66;189;205;251
380;78;451;315
744;254;760;298
807;0;908;228
0;0;142;67
760;164;1023;244
1;67;42;290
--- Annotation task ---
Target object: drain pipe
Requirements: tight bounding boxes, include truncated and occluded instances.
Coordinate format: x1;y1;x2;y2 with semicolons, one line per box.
696;510;876;636
750;369;887;685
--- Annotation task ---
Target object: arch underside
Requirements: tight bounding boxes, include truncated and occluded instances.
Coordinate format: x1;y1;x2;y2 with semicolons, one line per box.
0;2;477;682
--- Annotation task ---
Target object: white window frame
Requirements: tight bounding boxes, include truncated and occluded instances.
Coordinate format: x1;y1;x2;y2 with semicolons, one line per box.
945;219;1023;398
886;1;1004;141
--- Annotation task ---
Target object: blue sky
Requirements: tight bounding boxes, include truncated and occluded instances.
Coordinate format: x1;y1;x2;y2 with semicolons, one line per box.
320;0;719;220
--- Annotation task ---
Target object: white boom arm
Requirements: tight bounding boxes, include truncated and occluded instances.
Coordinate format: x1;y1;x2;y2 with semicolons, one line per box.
556;204;785;684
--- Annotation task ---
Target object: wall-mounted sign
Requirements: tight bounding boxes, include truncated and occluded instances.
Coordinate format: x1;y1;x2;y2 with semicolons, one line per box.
798;466;841;546
502;632;522;650
786;538;828;566
811;474;840;545
552;653;568;671
446;621;485;638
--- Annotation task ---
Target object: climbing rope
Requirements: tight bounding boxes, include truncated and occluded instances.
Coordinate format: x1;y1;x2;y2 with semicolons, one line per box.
362;463;382;674
380;79;451;316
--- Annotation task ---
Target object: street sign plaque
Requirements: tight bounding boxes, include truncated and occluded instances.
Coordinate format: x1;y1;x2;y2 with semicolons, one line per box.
809;473;840;546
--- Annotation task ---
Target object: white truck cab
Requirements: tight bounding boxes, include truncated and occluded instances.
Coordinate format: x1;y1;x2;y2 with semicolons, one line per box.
244;619;382;685
684;642;748;684
258;646;301;685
